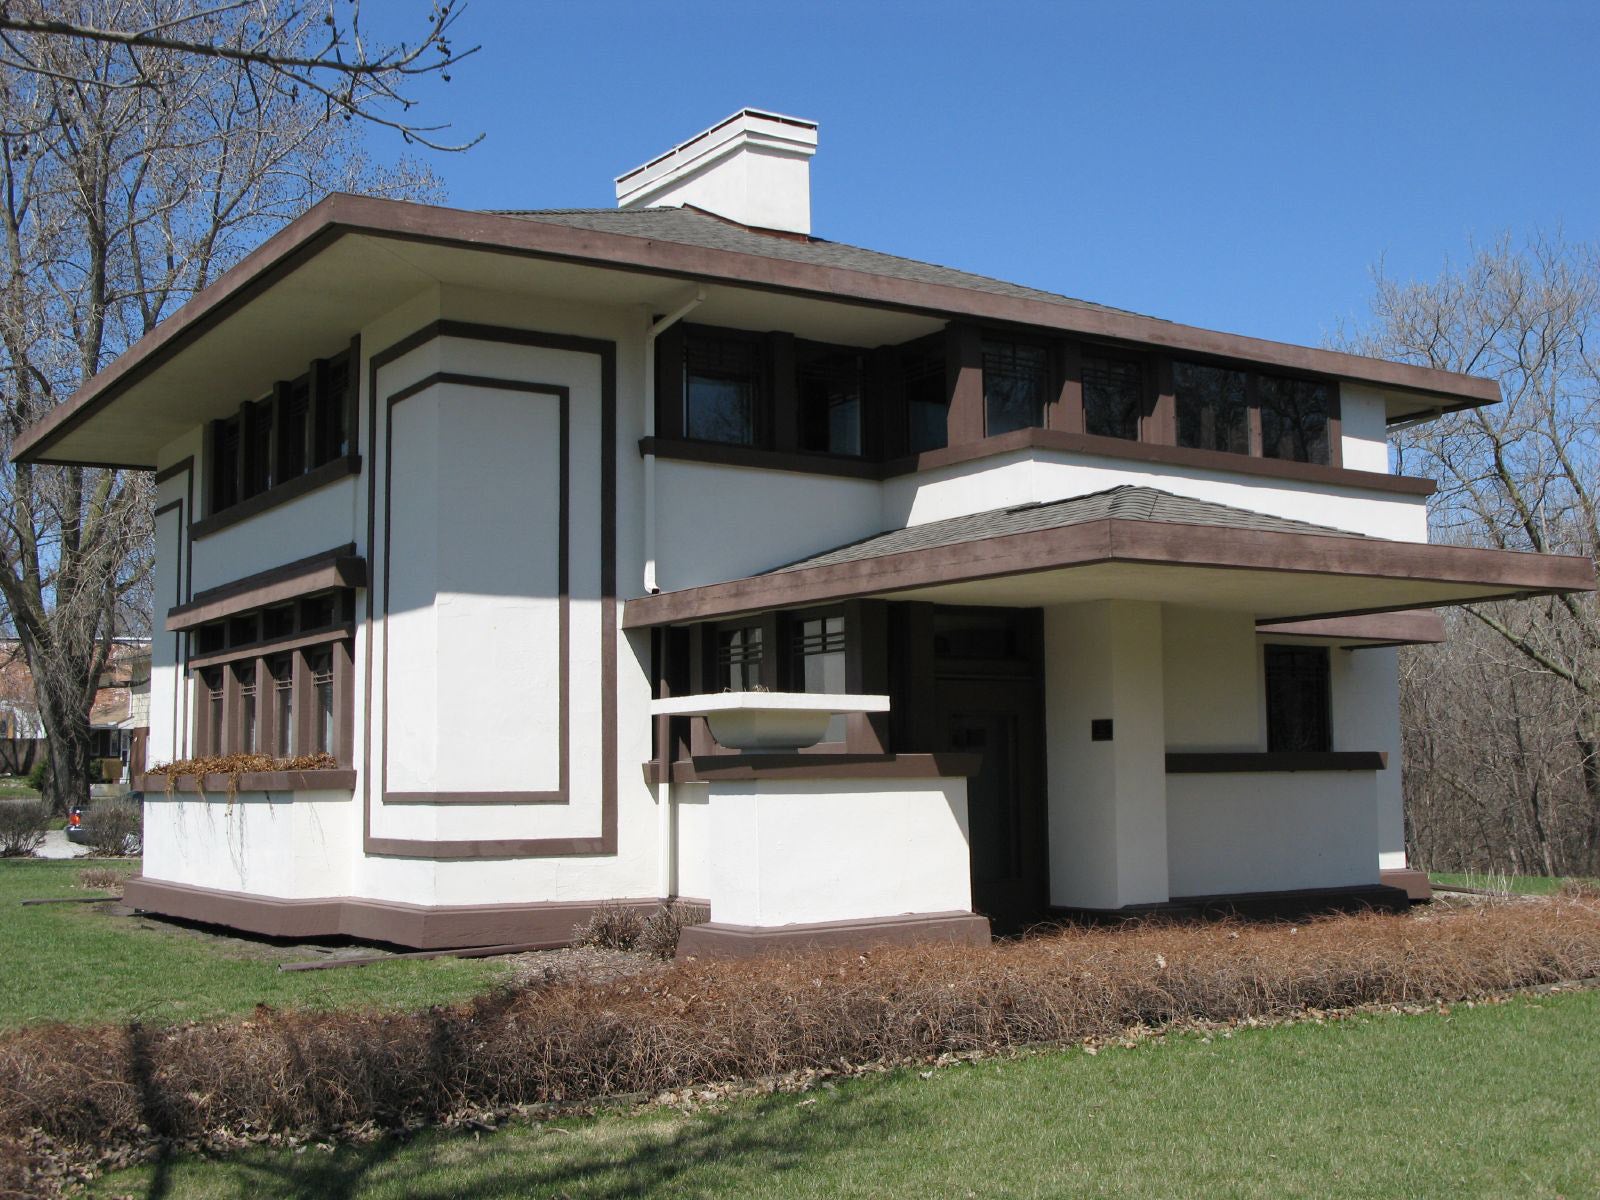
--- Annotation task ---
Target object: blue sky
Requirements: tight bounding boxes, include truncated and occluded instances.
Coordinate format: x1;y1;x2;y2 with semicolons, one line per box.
369;0;1598;349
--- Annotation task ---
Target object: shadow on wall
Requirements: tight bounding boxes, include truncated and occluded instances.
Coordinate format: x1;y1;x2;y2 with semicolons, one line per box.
124;1071;914;1200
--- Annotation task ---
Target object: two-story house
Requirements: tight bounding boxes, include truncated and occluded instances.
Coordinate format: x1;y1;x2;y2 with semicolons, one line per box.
14;109;1593;954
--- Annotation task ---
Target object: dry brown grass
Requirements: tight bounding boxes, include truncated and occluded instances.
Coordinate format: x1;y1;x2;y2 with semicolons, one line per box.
3;898;1598;1190
74;867;125;893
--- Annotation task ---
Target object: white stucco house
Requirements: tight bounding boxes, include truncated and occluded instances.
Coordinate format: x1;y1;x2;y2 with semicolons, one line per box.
15;109;1593;954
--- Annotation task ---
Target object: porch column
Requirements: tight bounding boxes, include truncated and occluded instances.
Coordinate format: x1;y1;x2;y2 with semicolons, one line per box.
1043;600;1169;909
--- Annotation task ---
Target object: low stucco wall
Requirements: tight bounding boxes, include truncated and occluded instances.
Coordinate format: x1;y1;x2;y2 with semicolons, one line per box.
705;777;972;928
1165;771;1380;897
142;790;356;900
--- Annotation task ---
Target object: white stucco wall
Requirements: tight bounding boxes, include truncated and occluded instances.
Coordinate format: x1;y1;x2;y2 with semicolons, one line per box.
1332;646;1407;871
1044;600;1169;909
1165;771;1380;896
1162;608;1261;751
1338;385;1392;474
148;428;201;768
703;777;972;927
189;477;360;594
142;791;355;898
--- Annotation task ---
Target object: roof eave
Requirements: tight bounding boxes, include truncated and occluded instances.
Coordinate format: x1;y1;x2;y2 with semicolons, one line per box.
13;194;1501;467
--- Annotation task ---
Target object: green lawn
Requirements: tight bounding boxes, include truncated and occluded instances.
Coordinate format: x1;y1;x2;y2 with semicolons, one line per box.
1429;871;1597;896
92;988;1600;1199
0;776;42;800
0;860;510;1030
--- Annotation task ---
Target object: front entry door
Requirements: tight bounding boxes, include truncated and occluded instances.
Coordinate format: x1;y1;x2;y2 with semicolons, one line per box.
923;607;1048;933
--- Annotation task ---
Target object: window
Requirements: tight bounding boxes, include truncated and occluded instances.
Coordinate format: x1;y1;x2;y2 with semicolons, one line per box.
1174;360;1250;455
792;614;847;743
1258;374;1331;464
1264;645;1331;753
190;589;352;763
715;625;765;692
1081;353;1143;441
208;349;354;518
684;331;761;445
903;342;948;453
797;345;863;456
983;339;1050;435
270;654;295;757
236;661;259;754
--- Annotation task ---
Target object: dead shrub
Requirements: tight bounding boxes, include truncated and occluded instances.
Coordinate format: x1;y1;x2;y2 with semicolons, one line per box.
145;753;339;801
639;901;710;960
0;800;48;857
79;801;141;857
571;902;646;951
4;899;1600;1187
1559;878;1600;902
75;867;125;892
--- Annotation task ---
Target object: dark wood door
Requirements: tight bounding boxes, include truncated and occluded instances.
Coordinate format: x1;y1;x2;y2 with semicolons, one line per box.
935;674;1047;933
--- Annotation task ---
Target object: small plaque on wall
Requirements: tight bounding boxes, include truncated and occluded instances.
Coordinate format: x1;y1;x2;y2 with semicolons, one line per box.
1091;719;1113;742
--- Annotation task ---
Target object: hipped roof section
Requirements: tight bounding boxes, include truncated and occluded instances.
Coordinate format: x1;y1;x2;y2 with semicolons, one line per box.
14;193;1500;469
622;486;1594;628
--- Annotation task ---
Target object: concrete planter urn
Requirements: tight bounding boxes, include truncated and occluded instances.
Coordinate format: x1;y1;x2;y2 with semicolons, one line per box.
650;693;891;752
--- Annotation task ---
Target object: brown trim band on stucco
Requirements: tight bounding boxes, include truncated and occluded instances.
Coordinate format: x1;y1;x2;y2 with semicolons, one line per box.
137;768;357;793
121;876;659;950
647;752;984;784
677;911;992;959
1256;609;1446;645
153;456;194;485
185;622;354;670
166;544;366;630
381;372;571;808
12;193;1499;468
623;517;1596;629
188;454;361;540
362;322;619;861
154;457;197;757
1165;751;1388;773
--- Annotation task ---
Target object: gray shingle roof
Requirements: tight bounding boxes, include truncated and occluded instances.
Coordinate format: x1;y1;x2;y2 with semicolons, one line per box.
767;485;1363;574
491;206;1151;320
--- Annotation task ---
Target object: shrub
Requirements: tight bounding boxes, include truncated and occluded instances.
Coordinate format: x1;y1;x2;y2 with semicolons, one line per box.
76;867;125;892
24;760;47;794
79;800;141;857
571;902;646;951
0;801;48;857
639;901;711;960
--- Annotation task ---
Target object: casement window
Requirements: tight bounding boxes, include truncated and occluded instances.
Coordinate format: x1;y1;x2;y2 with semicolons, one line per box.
1264;644;1332;753
1258;373;1331;464
1174;360;1250;455
189;589;355;763
797;344;864;456
903;341;948;454
982;339;1051;436
792;612;847;744
1080;353;1144;441
715;624;766;692
208;348;357;519
684;330;763;445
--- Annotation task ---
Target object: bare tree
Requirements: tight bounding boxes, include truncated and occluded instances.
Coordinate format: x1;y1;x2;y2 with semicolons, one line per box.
0;2;450;809
1342;234;1600;874
0;0;480;150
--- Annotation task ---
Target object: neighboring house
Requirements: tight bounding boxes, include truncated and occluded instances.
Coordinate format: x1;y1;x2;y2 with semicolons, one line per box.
12;110;1593;954
0;639;150;780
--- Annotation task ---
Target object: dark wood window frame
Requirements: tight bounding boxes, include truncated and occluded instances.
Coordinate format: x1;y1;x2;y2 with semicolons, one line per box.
203;340;360;534
189;589;355;764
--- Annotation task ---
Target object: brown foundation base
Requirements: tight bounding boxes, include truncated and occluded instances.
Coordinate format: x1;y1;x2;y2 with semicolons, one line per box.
676;910;992;959
122;876;659;950
1379;868;1434;901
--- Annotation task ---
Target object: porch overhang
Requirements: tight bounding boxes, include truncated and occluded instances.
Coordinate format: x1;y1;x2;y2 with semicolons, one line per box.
622;518;1594;629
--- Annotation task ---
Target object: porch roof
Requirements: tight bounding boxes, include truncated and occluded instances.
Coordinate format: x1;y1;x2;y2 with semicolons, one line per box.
621;486;1595;628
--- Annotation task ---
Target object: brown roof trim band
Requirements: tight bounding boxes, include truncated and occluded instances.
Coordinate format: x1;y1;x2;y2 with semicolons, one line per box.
622;519;1595;629
14;193;1499;465
1166;751;1388;773
166;544;365;631
1256;610;1446;645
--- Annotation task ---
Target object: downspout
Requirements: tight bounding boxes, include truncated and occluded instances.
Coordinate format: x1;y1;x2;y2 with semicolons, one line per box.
643;287;704;903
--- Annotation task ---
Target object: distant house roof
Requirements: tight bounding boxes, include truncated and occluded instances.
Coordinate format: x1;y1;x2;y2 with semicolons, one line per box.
768;485;1360;574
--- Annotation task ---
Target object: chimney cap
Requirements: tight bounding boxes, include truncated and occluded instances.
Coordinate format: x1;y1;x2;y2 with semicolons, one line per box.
615;108;818;194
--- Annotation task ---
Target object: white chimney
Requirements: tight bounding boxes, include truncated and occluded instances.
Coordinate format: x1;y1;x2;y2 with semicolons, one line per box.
615;108;818;235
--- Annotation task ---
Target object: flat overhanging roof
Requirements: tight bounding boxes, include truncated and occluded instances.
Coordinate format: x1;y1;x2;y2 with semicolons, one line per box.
621;515;1594;629
14;193;1502;469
